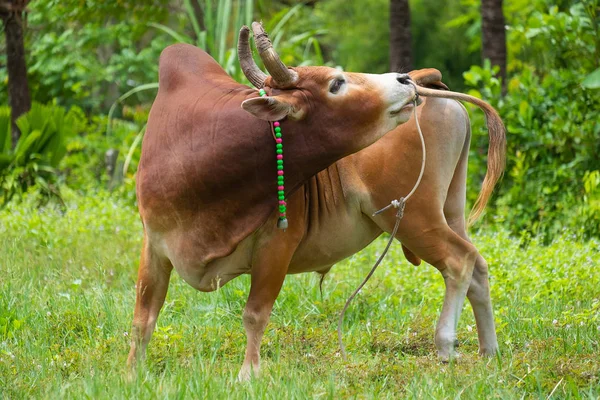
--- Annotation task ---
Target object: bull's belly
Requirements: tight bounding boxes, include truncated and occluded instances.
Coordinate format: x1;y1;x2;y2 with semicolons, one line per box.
148;209;381;291
152;227;255;292
287;212;382;274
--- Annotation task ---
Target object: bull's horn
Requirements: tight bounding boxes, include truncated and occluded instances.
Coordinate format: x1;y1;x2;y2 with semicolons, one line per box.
238;26;268;88
251;21;298;88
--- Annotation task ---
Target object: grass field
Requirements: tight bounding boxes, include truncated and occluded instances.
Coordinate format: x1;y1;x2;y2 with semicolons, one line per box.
1;191;599;399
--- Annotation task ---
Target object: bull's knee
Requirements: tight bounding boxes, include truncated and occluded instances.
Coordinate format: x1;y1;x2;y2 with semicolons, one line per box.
437;242;477;283
467;255;490;305
243;308;269;331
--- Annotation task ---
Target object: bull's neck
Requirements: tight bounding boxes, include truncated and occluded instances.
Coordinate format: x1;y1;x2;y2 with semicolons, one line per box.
240;91;347;199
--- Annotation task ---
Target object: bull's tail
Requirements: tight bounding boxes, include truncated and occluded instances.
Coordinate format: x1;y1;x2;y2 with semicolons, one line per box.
415;86;507;226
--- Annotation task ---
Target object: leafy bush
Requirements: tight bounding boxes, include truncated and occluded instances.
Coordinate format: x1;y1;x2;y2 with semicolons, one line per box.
464;2;600;240
9;0;174;114
0;102;87;205
150;0;328;83
312;0;479;88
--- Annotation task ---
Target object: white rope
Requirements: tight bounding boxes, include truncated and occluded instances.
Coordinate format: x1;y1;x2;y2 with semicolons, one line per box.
338;83;427;360
372;84;426;216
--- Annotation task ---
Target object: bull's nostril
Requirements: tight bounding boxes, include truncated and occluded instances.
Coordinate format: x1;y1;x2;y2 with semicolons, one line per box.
397;76;410;85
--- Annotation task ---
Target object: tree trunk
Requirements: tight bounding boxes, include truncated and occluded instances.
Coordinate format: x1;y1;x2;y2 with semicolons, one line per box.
389;0;413;73
481;0;507;91
1;1;31;148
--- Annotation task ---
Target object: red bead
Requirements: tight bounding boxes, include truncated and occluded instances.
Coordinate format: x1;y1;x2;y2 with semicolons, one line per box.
277;170;284;176
280;212;286;217
276;138;282;144
277;155;283;160
278;185;284;191
273;121;280;127
279;200;286;205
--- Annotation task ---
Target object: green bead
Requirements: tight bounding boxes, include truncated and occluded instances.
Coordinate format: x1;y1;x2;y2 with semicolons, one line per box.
278;190;284;195
277;160;283;165
279;206;286;212
278;195;285;200
259;89;266;96
274;127;281;133
275;133;282;138
276;144;283;149
277;166;283;171
276;149;283;154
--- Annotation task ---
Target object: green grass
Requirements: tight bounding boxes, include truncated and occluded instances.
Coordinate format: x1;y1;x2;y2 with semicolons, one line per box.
1;191;599;399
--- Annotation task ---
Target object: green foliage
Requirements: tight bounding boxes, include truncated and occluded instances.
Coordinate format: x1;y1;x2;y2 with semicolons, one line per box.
507;1;599;73
312;0;480;87
149;0;255;81
412;0;481;89
18;0;174;113
0;103;86;205
464;2;600;240
313;0;389;73
582;67;600;88
60;108;147;200
0;194;599;397
1;0;597;242
149;0;327;83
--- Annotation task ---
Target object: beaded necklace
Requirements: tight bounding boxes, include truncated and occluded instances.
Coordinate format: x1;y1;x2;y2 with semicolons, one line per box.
258;88;288;230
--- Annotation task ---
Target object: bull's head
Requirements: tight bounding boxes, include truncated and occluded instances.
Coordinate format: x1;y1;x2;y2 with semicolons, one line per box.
238;22;417;152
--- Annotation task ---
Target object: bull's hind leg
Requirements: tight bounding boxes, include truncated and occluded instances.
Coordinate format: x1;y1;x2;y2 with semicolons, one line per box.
432;231;478;361
127;236;172;368
466;253;498;356
446;216;498;356
400;223;477;361
443;133;499;356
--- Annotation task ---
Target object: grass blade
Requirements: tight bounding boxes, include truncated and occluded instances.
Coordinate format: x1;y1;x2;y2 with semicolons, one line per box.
106;83;159;136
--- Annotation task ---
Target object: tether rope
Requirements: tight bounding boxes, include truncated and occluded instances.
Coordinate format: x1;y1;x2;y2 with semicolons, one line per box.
338;82;427;360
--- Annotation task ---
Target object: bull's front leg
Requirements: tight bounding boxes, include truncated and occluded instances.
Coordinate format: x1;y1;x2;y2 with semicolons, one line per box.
127;238;172;370
238;218;303;381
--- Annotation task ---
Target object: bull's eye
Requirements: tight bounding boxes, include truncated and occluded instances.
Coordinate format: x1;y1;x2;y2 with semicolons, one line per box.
329;78;345;94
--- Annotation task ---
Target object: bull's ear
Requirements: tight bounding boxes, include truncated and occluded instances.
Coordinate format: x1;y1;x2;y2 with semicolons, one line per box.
241;96;304;121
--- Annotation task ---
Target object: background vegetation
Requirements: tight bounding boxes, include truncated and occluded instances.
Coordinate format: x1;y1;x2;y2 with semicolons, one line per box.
0;0;599;398
1;0;598;240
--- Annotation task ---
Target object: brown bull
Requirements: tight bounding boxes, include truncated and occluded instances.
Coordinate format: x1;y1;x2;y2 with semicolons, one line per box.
127;23;419;379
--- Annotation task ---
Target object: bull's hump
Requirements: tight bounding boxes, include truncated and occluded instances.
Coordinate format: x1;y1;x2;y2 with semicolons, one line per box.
158;44;234;93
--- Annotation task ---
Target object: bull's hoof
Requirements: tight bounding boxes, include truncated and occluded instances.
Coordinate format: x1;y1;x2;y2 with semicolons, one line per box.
479;346;499;357
237;364;260;382
435;332;458;363
438;350;461;364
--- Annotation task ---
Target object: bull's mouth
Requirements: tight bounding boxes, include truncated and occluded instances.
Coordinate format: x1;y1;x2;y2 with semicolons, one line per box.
389;101;415;116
